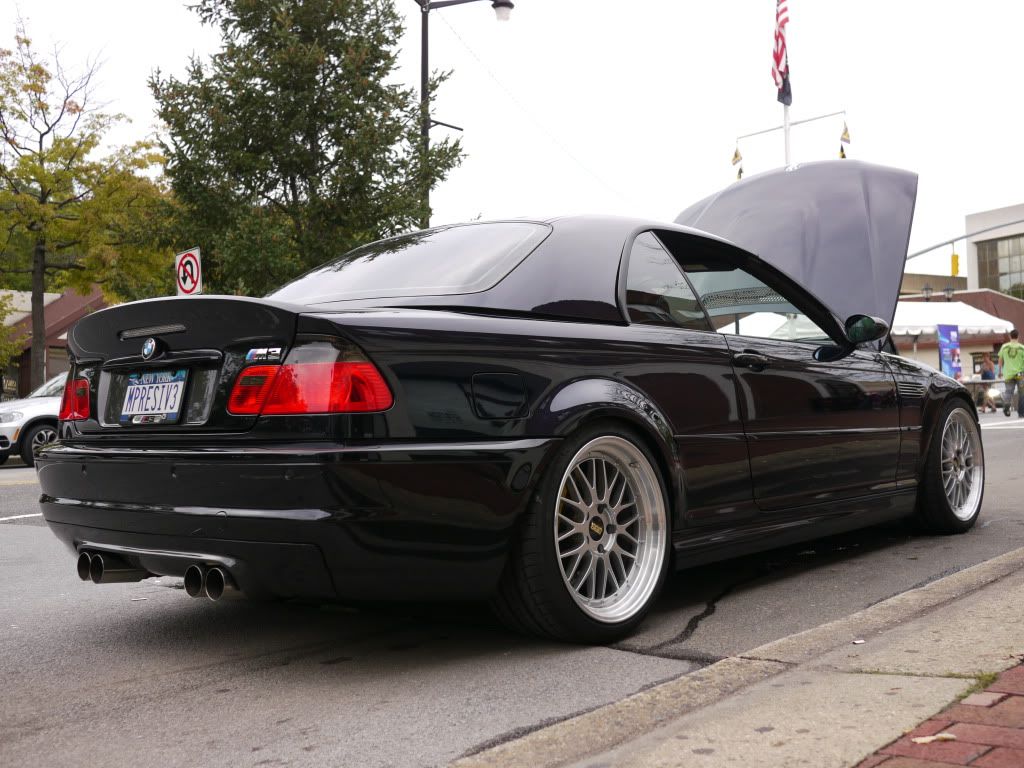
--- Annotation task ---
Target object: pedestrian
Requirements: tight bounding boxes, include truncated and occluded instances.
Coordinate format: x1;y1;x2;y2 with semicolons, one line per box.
997;329;1024;417
980;352;998;413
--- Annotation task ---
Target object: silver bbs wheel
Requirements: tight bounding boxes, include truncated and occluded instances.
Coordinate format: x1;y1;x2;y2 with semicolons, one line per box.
940;409;983;521
554;436;667;624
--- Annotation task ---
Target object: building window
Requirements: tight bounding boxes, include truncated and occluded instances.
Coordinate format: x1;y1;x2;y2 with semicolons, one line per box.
978;235;1024;298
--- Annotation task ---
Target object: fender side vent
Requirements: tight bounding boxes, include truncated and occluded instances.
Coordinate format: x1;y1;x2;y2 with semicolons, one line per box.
897;381;926;400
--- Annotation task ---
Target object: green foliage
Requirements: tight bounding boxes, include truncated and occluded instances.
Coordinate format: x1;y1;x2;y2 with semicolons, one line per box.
0;26;175;387
0;292;21;372
151;0;462;295
0;28;174;303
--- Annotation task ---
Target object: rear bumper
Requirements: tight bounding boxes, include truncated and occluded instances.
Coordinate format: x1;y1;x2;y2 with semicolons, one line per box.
37;438;556;600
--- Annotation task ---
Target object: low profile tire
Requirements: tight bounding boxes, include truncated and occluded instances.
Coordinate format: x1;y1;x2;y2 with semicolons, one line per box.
19;423;58;467
917;400;984;534
492;423;671;643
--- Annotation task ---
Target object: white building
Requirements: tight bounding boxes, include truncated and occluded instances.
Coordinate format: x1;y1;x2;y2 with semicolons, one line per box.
966;202;1024;294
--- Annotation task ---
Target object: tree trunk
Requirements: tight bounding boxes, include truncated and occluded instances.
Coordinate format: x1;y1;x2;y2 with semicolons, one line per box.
30;240;47;390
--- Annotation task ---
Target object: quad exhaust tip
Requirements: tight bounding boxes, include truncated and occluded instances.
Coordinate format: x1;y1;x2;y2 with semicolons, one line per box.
76;551;92;581
204;567;230;601
76;552;233;597
183;564;205;598
183;564;236;601
76;551;149;584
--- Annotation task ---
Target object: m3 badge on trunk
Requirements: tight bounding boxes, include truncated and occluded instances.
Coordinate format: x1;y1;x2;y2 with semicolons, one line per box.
245;347;283;362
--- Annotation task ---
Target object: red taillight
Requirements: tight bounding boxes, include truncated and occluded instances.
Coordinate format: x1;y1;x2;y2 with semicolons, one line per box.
226;365;280;415
262;361;393;414
59;377;91;421
227;355;393;416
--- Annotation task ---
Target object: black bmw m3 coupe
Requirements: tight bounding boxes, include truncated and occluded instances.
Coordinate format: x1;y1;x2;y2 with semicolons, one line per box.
38;161;985;643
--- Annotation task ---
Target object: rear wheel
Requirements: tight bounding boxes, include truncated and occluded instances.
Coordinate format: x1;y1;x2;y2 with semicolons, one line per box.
918;401;984;534
492;424;671;643
20;423;58;467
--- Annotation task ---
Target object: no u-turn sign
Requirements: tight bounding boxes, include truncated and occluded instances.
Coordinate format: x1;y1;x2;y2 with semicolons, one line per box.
175;248;202;296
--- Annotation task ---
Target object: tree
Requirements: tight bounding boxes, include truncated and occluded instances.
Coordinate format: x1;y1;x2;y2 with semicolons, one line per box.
0;292;22;383
151;0;462;296
0;28;172;388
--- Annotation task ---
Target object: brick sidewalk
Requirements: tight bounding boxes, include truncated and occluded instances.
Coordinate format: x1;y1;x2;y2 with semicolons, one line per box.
856;663;1024;768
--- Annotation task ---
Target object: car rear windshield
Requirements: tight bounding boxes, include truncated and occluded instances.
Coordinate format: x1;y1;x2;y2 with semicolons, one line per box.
267;222;551;304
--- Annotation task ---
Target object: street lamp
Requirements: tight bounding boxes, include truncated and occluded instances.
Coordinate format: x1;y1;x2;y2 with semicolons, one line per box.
414;0;514;229
943;285;955;302
922;283;934;301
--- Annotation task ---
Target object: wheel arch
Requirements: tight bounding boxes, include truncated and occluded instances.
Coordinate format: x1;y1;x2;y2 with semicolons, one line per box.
917;389;978;477
16;415;59;452
527;378;684;530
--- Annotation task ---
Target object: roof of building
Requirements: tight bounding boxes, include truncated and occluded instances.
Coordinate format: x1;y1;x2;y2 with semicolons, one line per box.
4;286;107;348
1;290;63;327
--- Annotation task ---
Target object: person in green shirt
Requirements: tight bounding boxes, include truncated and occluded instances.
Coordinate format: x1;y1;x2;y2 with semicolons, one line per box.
998;329;1024;417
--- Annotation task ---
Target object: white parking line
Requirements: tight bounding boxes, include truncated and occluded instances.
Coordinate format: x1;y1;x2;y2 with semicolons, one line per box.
0;513;43;522
981;421;1024;430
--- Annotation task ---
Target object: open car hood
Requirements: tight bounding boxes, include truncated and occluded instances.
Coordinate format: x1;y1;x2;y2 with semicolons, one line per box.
675;160;918;330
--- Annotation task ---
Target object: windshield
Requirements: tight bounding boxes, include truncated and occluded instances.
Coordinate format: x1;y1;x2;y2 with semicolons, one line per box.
29;372;67;398
267;222;551;304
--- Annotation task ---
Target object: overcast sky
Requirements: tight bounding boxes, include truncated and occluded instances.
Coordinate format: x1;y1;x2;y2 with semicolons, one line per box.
6;0;1023;279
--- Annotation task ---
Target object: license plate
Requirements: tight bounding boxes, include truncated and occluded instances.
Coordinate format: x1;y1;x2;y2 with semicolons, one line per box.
120;369;188;425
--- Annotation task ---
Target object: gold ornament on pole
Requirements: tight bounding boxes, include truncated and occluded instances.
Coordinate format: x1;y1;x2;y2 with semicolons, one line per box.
732;145;743;180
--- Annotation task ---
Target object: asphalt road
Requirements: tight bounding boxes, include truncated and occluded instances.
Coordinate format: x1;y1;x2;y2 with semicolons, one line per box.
2;414;1023;768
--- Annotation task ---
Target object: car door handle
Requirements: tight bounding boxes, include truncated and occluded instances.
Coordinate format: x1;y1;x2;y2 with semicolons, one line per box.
733;352;770;371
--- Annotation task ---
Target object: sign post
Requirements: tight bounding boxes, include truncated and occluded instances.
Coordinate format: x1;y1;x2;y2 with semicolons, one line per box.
175;248;203;296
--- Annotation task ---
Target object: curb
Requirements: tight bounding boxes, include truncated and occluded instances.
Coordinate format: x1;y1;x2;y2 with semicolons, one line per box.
450;546;1024;768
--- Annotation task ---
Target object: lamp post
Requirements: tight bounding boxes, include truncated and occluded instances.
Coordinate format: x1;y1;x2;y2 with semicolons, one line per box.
922;283;934;302
414;0;513;229
943;285;955;302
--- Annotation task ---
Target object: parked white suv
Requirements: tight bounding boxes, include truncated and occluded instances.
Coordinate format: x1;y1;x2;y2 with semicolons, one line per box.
0;372;66;466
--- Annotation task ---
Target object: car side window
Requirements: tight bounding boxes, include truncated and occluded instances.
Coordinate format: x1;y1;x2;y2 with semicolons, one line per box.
625;232;711;331
681;259;832;344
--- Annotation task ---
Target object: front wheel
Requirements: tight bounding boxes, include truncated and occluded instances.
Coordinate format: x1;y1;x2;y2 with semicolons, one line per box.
19;423;58;467
492;424;671;643
918;401;984;534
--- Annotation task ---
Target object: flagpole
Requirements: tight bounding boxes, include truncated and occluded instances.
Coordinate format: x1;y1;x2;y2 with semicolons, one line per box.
783;104;791;165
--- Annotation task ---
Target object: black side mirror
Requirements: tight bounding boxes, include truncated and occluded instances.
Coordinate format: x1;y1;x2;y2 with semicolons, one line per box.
844;314;890;345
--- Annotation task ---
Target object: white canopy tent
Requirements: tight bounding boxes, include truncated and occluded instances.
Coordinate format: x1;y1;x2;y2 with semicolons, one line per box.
717;302;1012;342
891;301;1013;337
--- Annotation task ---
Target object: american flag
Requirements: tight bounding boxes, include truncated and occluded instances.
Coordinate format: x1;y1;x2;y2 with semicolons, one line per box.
772;0;792;106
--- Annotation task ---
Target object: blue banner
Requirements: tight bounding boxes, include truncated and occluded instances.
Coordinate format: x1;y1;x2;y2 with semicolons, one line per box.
937;324;962;380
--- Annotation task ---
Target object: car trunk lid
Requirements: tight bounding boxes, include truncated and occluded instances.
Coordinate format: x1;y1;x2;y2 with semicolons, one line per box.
66;296;300;435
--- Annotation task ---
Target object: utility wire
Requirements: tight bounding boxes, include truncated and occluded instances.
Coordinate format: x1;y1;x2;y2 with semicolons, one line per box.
434;11;633;205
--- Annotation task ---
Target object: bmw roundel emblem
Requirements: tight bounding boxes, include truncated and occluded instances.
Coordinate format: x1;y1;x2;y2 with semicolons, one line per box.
141;337;158;360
